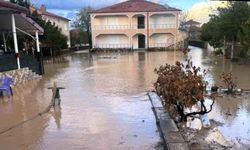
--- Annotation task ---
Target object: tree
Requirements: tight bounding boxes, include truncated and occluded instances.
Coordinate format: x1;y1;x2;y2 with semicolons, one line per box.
179;10;190;30
74;6;94;47
238;19;250;59
201;2;250;50
70;29;89;47
31;11;68;51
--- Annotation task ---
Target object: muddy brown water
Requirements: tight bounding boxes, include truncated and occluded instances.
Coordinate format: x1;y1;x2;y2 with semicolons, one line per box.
0;46;250;149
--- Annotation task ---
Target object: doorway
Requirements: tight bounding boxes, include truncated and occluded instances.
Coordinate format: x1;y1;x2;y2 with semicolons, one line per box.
138;34;145;49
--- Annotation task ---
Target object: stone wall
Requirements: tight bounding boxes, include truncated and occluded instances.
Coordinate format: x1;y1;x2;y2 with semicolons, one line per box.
0;68;41;85
148;92;190;150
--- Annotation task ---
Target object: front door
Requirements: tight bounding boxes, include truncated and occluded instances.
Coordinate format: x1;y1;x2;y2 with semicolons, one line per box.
138;35;145;49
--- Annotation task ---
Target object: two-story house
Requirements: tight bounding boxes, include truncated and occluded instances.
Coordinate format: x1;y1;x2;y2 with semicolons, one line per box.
90;0;181;50
30;5;71;47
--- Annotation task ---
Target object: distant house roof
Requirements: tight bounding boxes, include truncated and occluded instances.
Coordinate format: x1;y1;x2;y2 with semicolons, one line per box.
41;11;70;21
91;0;181;13
30;5;70;21
0;1;28;13
183;19;201;25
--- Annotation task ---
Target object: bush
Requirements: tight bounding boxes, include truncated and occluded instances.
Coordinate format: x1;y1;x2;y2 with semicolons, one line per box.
154;59;214;121
213;48;223;56
220;72;237;94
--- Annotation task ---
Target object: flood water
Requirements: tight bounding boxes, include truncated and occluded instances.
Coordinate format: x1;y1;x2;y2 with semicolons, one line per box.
0;46;250;149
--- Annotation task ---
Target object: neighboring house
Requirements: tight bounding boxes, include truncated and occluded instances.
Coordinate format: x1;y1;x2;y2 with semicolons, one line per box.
182;19;202;41
182;19;201;29
30;5;71;47
188;26;202;41
90;0;181;50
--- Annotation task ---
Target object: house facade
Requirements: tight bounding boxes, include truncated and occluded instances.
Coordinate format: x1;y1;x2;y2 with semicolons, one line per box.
90;0;181;50
182;19;201;29
30;5;71;47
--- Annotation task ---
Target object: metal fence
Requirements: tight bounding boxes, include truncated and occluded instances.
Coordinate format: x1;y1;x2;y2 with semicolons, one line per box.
0;53;40;74
95;44;130;49
150;24;176;29
93;25;130;30
150;43;172;48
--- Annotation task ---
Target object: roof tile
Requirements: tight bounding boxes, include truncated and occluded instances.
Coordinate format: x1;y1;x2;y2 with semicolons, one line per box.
91;0;181;13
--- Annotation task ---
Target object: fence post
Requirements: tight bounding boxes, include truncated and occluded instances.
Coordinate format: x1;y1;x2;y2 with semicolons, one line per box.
49;82;65;107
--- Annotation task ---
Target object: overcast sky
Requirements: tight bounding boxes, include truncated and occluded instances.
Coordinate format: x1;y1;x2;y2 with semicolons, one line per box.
30;0;226;24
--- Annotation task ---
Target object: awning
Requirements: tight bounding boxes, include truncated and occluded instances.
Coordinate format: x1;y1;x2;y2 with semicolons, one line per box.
0;1;43;34
0;13;44;34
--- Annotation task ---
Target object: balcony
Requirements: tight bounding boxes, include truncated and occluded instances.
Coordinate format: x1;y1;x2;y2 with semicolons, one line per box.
93;24;176;30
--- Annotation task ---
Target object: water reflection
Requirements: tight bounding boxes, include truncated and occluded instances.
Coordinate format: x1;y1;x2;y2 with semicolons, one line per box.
51;107;62;129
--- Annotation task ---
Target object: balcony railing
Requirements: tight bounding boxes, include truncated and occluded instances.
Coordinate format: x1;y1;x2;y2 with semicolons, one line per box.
150;43;172;48
150;24;176;29
93;25;130;30
95;44;130;48
93;24;176;30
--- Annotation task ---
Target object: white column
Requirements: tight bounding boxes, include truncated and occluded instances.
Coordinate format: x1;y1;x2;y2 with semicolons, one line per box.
35;31;40;52
12;14;20;69
2;33;7;52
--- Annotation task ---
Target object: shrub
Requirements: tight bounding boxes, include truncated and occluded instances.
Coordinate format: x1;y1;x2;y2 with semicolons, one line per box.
220;72;237;94
154;59;214;121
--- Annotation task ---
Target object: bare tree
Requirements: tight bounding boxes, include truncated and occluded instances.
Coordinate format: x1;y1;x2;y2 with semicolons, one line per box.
74;6;94;47
179;10;190;29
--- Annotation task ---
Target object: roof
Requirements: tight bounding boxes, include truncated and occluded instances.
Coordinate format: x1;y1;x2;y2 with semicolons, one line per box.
30;5;70;21
0;13;44;35
0;1;28;13
41;11;70;21
91;0;181;13
183;19;201;25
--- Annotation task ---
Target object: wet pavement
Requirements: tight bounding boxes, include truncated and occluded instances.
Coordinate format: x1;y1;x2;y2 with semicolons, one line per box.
0;46;250;149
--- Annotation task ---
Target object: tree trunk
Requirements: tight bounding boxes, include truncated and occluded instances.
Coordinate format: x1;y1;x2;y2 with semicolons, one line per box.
231;40;234;59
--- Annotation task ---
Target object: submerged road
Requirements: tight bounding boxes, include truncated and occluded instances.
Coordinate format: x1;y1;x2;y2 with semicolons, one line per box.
0;47;250;149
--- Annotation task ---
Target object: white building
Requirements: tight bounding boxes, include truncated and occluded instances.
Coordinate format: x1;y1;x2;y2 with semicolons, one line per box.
90;0;182;50
30;5;71;47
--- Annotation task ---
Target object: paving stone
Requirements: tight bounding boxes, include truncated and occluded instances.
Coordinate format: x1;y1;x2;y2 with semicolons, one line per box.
160;119;179;132
168;143;190;150
164;132;185;143
148;92;163;107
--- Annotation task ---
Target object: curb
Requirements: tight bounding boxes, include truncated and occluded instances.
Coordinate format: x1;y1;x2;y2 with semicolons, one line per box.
147;92;190;150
